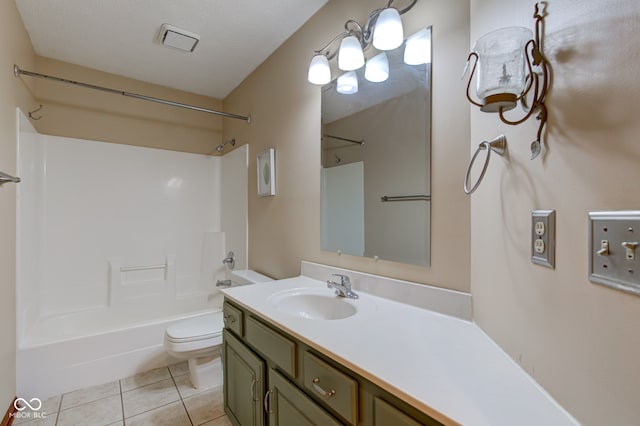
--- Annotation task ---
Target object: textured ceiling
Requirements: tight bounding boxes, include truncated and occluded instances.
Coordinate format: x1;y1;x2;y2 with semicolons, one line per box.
15;0;328;99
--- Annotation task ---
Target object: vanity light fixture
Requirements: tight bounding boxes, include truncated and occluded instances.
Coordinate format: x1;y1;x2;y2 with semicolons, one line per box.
306;0;417;87
338;35;366;71
364;52;389;83
404;28;431;65
308;53;331;85
372;7;404;51
337;71;359;94
463;2;551;160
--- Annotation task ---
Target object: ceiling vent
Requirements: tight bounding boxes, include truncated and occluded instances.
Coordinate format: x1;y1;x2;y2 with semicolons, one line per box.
157;24;200;52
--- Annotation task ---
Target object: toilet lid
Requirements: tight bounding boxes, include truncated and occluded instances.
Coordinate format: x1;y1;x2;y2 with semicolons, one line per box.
165;312;224;343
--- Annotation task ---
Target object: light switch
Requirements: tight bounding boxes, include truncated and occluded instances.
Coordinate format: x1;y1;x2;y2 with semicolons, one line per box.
621;241;639;260
532;210;555;268
589;211;640;296
597;240;609;256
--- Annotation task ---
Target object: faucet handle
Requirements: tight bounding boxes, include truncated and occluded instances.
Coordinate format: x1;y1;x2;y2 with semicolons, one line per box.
331;273;350;285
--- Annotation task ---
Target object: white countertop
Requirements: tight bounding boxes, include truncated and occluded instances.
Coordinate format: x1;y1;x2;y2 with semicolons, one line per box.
222;274;577;426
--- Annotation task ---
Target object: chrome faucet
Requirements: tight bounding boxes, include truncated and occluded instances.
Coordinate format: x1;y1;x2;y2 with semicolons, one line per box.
327;274;358;299
216;279;232;287
222;251;235;270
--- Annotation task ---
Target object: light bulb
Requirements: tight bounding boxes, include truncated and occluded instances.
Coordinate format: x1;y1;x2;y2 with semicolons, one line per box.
337;71;358;94
373;8;403;51
404;28;431;65
307;53;331;85
365;52;389;82
338;35;365;71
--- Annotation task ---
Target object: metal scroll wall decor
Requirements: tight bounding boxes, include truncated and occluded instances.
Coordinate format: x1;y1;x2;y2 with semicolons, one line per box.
463;2;551;160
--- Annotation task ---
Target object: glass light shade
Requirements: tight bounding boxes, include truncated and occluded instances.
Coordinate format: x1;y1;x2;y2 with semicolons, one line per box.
336;71;358;94
404;28;431;65
365;52;389;82
338;35;365;71
307;54;331;85
473;27;533;112
372;8;403;51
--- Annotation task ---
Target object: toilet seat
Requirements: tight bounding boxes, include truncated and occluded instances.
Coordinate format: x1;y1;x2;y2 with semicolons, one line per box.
165;312;224;353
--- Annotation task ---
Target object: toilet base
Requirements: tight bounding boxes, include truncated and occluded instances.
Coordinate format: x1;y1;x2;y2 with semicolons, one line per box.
187;351;223;389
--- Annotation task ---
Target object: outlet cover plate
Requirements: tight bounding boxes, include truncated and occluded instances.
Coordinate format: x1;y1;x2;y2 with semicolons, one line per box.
532;210;555;268
589;211;640;296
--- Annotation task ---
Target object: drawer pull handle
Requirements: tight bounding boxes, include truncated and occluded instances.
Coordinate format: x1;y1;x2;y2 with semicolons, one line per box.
311;378;336;397
263;389;273;414
251;378;259;402
223;314;236;324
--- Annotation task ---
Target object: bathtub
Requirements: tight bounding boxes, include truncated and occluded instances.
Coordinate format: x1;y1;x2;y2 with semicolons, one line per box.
17;277;251;400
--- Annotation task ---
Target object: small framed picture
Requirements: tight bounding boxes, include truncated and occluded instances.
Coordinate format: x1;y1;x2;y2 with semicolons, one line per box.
257;148;276;197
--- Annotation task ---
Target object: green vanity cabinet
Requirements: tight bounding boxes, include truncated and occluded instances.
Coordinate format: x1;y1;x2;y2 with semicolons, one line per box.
267;368;342;426
222;300;442;426
372;397;423;426
223;329;265;426
223;302;244;336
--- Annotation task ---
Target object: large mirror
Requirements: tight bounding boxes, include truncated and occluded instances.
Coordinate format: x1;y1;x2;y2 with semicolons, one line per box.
321;27;431;267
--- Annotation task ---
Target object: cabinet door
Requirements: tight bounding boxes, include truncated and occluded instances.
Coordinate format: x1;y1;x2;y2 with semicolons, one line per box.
373;397;423;426
267;368;342;426
224;330;265;426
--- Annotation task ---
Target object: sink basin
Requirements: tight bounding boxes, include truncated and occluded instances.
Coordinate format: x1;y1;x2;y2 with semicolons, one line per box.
268;288;357;320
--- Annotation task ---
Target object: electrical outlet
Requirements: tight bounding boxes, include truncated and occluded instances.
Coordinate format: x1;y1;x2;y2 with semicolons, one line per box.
532;210;555;268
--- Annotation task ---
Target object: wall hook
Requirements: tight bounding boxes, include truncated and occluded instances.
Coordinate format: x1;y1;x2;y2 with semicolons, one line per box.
28;104;43;120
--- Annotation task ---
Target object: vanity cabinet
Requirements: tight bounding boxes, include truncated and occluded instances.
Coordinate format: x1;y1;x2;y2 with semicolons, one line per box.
222;300;442;426
372;397;423;426
223;329;265;426
267;368;342;426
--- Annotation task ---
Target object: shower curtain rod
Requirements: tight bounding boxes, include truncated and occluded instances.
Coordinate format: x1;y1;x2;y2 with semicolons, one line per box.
322;133;364;145
13;65;251;123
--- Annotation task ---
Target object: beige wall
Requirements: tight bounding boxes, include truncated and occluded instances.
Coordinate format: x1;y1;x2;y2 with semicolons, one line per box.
33;57;224;155
470;0;640;424
0;0;36;411
224;0;471;292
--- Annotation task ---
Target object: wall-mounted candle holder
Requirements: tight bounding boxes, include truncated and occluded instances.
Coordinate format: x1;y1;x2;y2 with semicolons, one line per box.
463;2;550;160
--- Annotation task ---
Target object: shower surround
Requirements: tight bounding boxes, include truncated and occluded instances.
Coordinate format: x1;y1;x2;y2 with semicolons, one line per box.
15;110;248;399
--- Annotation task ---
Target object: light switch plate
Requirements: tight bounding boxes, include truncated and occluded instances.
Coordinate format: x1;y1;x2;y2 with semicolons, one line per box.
532;210;555;268
589;211;640;296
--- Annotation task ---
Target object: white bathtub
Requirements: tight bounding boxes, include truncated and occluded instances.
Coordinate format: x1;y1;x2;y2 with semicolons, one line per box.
17;285;237;400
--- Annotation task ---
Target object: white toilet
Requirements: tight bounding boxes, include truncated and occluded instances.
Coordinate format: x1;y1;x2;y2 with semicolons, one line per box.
164;270;273;389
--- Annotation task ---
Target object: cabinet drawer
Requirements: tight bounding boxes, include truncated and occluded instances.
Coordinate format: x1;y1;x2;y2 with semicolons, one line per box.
223;302;243;336
245;316;297;377
303;351;358;425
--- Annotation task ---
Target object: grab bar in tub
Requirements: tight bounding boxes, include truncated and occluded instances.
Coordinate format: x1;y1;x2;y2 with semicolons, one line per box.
120;264;167;272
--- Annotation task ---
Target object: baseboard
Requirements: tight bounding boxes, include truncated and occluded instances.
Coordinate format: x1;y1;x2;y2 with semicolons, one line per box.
1;397;17;426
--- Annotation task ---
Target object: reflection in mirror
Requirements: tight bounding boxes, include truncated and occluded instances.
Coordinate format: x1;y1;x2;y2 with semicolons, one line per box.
321;27;431;267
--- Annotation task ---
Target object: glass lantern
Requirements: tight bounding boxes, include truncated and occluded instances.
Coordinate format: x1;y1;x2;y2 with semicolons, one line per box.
473;27;533;112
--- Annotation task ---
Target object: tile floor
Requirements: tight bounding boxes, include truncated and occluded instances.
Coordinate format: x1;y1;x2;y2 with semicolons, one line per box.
13;361;233;426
